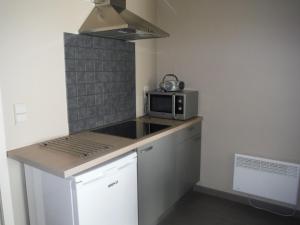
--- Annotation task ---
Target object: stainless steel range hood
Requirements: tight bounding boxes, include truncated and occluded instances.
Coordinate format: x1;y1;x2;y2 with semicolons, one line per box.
79;0;170;41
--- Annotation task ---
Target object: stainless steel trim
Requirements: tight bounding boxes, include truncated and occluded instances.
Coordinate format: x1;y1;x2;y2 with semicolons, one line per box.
172;94;176;119
79;0;169;40
0;190;5;225
140;146;153;153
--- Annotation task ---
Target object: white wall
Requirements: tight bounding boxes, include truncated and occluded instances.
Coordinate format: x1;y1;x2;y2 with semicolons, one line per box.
0;91;15;225
157;0;300;208
128;0;158;117
0;0;157;225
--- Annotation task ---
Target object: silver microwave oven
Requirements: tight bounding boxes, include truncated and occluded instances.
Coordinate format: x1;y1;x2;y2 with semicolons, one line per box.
147;90;198;120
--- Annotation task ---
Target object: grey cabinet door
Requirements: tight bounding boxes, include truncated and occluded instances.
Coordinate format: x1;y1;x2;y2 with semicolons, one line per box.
189;134;201;185
175;128;201;199
138;135;176;225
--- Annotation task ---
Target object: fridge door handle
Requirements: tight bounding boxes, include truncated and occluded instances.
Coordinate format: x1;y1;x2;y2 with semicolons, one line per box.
80;168;118;186
104;167;119;177
79;164;128;186
77;158;137;186
81;176;104;186
118;159;137;171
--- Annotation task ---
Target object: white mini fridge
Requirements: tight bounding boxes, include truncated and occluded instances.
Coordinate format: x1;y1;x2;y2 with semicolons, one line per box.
25;152;138;225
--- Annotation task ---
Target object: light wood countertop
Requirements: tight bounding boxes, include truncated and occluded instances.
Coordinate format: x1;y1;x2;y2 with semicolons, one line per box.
7;116;202;178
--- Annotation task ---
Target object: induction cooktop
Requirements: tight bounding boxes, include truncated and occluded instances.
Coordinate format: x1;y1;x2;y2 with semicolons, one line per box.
92;121;170;139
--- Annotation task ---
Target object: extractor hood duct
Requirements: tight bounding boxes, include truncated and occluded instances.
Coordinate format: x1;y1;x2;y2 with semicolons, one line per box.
79;0;170;41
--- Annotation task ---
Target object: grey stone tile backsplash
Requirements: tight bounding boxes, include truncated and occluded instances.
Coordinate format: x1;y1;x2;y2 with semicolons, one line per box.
64;33;136;133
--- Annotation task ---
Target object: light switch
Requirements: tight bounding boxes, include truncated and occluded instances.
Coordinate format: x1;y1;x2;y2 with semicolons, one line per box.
143;86;149;97
14;103;27;124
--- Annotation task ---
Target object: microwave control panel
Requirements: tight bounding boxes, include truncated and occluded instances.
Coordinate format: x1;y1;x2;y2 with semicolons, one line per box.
175;96;184;114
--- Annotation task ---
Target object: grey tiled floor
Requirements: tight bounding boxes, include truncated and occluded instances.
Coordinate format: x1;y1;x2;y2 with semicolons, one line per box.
158;192;300;225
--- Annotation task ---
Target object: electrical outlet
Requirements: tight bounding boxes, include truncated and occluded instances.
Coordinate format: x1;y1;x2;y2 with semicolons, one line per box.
143;86;149;115
143;86;149;98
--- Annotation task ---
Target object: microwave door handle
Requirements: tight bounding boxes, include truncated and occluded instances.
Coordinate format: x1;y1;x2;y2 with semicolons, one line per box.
172;94;176;119
146;93;150;115
146;94;150;115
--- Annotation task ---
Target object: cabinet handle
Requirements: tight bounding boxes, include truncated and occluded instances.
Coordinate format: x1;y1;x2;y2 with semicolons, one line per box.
140;146;153;153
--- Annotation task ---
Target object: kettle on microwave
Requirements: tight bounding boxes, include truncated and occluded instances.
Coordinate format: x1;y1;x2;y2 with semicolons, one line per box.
159;74;185;92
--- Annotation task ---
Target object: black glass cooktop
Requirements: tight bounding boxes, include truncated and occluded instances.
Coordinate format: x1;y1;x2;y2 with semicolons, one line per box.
92;121;170;139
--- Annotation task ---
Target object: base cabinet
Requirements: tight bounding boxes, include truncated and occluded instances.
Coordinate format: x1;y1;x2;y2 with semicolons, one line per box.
138;122;201;225
24;153;138;225
175;134;201;199
22;121;201;225
137;135;176;225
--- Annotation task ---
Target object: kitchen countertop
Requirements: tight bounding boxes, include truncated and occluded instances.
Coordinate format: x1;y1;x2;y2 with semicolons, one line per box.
7;116;202;178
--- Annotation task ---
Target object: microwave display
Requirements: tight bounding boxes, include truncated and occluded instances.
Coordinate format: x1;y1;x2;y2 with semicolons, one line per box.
150;95;172;113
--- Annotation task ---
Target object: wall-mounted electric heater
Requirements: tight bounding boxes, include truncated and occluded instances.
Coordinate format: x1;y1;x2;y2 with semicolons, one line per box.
233;154;300;205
